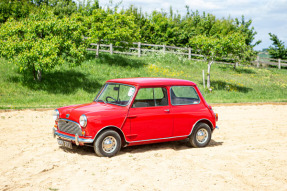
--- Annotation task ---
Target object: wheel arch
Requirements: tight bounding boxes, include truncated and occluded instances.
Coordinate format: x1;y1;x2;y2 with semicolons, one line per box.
93;126;128;147
189;119;214;136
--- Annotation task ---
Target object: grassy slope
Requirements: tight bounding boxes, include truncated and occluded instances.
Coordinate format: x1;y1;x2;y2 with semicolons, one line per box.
0;53;287;109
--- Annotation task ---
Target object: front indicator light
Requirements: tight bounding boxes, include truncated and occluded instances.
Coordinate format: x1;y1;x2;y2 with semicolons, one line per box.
82;131;85;136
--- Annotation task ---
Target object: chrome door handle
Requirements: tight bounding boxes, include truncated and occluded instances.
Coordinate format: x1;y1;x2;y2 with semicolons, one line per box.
164;109;170;113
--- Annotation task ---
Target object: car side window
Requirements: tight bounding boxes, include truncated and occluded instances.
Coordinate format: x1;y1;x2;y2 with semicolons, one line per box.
133;87;168;108
170;86;200;105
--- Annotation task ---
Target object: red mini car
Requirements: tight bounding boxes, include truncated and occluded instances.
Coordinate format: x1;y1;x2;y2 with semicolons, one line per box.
53;78;218;157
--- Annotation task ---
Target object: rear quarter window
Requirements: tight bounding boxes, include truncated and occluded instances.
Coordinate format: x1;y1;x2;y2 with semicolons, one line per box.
170;86;200;105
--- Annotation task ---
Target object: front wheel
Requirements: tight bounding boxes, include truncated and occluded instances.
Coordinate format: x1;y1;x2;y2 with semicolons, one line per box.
189;123;211;148
94;130;121;157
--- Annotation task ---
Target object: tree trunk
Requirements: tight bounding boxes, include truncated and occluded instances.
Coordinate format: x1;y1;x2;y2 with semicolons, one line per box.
32;64;42;81
33;64;36;81
96;42;100;58
37;70;42;81
207;60;213;89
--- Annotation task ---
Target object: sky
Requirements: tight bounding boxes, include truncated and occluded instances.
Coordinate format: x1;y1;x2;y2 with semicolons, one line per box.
98;0;287;50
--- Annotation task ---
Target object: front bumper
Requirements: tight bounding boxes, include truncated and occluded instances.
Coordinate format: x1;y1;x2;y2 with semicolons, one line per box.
53;128;94;145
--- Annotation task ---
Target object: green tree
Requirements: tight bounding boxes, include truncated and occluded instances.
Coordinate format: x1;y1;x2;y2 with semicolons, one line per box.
0;8;88;81
51;0;77;18
77;0;99;16
235;16;261;47
0;0;33;23
190;33;249;89
267;33;287;59
88;9;140;47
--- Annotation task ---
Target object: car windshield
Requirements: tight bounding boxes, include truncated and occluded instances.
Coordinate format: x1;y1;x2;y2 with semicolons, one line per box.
95;83;136;106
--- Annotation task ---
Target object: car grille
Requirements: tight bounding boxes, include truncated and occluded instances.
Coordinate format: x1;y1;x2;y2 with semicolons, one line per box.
58;119;82;135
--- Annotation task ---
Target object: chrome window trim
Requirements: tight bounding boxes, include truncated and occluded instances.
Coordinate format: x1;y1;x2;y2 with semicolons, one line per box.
170;85;201;106
132;87;169;108
95;83;136;107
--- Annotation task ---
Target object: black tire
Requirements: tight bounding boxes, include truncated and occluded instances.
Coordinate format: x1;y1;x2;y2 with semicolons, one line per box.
94;130;121;157
189;123;211;148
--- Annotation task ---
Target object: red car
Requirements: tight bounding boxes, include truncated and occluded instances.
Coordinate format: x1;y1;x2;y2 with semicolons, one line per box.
53;78;218;157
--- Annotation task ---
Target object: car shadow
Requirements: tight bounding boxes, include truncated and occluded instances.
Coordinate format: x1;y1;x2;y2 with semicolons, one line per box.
120;139;223;155
208;139;224;147
59;144;96;156
58;139;223;157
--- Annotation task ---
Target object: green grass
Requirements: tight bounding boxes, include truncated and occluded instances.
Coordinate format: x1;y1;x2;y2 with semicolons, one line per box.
0;52;287;109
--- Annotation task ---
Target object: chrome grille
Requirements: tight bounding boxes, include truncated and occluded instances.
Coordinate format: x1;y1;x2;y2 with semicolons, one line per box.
58;119;82;135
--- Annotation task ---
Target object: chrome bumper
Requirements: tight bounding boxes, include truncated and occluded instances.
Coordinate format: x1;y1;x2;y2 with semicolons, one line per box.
53;128;94;145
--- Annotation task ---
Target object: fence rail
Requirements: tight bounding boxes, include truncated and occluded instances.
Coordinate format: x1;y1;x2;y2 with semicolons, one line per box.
255;56;287;69
86;40;287;69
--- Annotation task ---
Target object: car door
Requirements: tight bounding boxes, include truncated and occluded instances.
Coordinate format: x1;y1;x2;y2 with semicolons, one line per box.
170;85;204;136
127;87;172;142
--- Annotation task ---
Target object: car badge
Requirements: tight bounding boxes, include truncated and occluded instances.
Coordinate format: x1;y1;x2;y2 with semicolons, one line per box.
66;114;70;118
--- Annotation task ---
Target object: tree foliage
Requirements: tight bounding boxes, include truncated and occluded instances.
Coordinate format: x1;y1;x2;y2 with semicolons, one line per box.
0;1;261;82
125;6;260;49
88;8;140;46
0;8;88;80
0;0;33;23
267;33;287;59
234;16;261;47
190;33;251;88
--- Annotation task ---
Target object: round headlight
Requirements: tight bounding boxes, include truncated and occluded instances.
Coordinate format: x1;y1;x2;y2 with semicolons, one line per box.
79;115;87;127
53;109;59;121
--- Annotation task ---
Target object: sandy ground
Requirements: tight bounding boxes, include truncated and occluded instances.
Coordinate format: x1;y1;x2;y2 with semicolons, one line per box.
0;104;287;191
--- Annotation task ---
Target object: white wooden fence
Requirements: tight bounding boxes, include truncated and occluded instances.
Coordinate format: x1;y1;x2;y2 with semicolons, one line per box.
86;41;287;69
255;56;287;69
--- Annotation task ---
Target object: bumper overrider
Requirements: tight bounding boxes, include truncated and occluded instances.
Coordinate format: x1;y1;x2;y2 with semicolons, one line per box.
53;127;94;146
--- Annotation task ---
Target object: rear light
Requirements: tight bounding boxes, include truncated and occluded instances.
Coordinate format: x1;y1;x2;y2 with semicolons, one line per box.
215;113;218;121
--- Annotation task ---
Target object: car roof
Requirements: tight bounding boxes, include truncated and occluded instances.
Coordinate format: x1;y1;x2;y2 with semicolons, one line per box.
106;78;196;87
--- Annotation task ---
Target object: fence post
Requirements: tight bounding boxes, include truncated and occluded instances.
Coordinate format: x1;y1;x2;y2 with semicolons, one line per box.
278;59;281;69
188;48;191;60
202;70;205;89
110;43;113;54
163;45;166;54
256;56;260;68
96;43;99;58
138;42;141;57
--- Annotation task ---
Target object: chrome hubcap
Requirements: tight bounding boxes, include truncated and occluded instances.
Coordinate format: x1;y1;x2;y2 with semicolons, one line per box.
196;128;208;144
102;136;117;153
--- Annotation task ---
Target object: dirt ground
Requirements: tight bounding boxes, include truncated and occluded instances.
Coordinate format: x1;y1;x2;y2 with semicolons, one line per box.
0;104;287;191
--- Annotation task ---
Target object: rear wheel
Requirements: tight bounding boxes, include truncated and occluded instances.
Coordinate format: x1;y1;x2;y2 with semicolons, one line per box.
189;123;211;148
94;130;121;157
